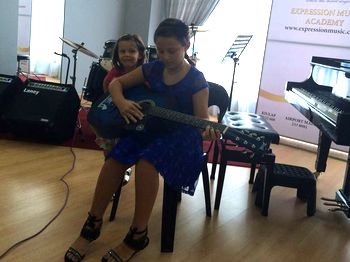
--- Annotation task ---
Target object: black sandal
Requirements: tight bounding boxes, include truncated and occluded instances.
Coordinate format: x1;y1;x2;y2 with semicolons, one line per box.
101;227;149;262
64;212;103;262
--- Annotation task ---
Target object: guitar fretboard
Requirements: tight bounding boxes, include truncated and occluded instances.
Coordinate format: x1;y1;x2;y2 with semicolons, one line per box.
146;105;268;155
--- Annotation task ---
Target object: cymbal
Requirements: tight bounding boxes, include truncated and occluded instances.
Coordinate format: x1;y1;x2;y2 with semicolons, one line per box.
60;37;99;59
188;25;209;33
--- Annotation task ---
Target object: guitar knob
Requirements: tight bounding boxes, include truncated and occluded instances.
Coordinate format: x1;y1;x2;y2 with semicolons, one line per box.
135;124;145;131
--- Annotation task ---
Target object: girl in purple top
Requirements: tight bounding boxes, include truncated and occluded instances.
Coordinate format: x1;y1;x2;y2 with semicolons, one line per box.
65;18;220;262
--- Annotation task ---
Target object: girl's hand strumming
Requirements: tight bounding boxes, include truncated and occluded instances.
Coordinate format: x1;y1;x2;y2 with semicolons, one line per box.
117;99;144;124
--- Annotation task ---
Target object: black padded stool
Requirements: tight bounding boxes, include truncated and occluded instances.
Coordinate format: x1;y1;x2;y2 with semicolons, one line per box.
254;163;316;216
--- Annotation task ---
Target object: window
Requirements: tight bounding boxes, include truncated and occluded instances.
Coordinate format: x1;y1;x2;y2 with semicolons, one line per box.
195;0;273;112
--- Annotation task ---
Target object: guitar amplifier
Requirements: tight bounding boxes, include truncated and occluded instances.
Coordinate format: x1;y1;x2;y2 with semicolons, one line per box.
2;79;80;143
0;74;24;131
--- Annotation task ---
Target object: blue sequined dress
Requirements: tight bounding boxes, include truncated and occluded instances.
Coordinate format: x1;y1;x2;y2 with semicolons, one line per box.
109;60;208;195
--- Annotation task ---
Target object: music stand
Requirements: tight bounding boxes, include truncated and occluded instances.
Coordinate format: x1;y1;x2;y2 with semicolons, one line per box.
222;35;252;110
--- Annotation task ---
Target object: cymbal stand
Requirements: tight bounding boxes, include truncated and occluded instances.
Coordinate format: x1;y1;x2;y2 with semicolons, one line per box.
70;42;88;89
59;38;98;142
71;48;78;88
69;46;85;140
54;52;70;85
190;24;198;59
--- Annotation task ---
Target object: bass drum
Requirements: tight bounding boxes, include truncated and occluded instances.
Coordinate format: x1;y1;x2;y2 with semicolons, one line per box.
83;62;107;103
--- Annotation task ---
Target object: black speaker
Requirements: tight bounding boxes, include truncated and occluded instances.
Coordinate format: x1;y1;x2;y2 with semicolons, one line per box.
0;74;24;132
2;79;80;143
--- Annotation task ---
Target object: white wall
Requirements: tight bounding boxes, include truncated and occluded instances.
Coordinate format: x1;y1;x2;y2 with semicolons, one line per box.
62;0;125;93
124;0;164;46
148;0;165;46
0;1;19;75
124;0;152;45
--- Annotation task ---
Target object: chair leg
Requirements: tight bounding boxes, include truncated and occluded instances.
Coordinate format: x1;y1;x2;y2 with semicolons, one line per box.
210;140;220;180
214;157;227;210
249;163;257;184
202;154;212;217
307;184;317;216
176;191;182;202
253;167;265;207
109;183;122;221
161;181;178;253
261;164;274;216
252;167;264;193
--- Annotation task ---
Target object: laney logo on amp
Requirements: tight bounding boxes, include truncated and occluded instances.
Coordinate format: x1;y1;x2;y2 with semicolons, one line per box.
23;88;39;95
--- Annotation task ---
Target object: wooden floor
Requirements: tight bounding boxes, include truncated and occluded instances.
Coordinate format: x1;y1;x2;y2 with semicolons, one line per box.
1;139;350;262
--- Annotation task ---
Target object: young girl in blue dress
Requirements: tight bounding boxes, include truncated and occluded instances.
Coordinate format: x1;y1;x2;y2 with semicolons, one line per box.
65;18;220;262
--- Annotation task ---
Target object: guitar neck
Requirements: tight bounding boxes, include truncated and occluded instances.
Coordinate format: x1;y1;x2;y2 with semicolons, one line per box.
147;106;268;155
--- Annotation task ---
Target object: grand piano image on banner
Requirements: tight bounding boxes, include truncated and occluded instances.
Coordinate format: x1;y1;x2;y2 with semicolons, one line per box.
285;56;350;217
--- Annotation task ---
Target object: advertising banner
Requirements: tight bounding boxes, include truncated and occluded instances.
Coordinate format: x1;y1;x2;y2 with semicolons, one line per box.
256;0;350;151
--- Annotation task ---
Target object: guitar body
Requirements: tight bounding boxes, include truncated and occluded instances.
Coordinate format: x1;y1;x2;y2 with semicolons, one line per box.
87;85;177;139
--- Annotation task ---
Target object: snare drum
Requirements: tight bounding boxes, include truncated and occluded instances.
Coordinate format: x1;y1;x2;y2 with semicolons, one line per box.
100;58;113;71
83;62;108;102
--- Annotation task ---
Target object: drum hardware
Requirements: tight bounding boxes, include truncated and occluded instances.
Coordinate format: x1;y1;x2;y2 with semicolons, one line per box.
59;37;98;88
60;37;99;138
60;37;99;59
102;40;117;58
189;24;208;58
54;52;70;85
146;46;158;63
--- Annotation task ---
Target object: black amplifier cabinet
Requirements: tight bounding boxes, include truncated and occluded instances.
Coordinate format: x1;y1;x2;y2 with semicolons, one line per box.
2;79;80;143
0;74;24;131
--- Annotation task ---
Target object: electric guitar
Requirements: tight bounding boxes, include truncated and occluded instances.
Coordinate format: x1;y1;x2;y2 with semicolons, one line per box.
87;86;269;156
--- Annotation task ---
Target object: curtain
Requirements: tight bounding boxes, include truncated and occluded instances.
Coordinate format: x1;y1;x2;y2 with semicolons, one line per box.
164;0;221;26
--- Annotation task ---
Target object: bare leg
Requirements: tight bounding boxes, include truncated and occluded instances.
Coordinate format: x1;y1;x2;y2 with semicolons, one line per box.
89;158;130;217
65;158;130;262
102;159;159;261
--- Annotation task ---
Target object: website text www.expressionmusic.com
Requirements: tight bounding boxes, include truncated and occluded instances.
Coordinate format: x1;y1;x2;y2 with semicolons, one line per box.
285;25;350;34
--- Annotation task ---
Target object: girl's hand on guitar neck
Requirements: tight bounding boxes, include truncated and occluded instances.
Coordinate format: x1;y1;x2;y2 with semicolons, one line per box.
202;125;221;141
117;98;144;124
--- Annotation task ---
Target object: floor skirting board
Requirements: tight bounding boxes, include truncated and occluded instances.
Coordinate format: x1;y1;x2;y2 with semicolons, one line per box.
279;136;348;162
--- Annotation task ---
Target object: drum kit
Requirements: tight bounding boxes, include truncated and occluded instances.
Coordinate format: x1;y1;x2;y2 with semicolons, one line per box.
59;37;116;102
59;24;208;102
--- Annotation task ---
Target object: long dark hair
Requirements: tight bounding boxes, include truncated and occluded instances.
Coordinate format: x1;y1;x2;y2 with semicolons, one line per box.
154;18;195;66
112;34;146;70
